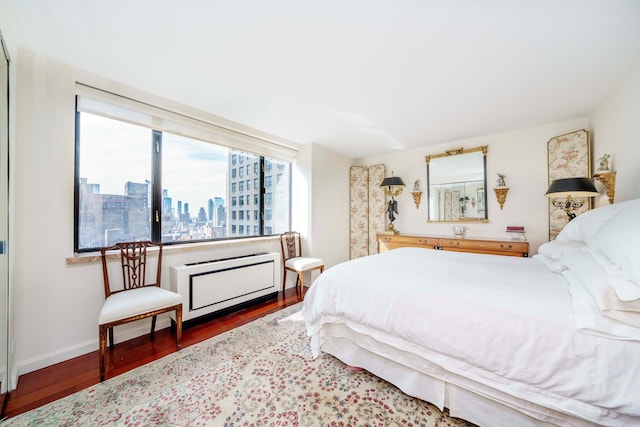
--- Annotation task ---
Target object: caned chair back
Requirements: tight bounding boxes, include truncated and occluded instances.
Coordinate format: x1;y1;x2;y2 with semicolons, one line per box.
101;241;162;298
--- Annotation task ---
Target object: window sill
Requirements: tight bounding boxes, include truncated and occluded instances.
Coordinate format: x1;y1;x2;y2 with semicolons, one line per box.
65;236;281;265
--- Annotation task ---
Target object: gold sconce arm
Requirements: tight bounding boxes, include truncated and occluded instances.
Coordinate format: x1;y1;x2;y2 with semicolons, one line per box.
383;187;404;198
593;171;616;204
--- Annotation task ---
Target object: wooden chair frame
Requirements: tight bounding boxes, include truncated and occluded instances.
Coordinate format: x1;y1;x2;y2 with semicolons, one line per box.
99;241;182;381
280;231;324;295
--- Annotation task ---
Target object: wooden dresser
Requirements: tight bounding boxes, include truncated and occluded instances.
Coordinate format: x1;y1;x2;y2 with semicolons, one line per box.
377;233;529;257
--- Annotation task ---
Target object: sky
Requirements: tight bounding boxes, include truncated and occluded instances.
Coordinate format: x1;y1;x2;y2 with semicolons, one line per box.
79;113;229;212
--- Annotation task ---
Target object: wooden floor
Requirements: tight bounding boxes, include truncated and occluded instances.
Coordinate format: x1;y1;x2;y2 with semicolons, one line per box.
1;288;304;420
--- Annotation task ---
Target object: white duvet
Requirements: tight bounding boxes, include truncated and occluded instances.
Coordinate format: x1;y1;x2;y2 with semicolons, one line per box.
303;247;640;426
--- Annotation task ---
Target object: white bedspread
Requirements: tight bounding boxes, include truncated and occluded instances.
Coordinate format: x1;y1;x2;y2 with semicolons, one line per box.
303;247;640;426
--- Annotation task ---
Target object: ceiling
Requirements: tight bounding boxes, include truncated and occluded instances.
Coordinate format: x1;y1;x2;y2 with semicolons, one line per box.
9;0;640;159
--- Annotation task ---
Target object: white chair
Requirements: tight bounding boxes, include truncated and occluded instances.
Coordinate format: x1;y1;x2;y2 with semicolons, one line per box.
99;241;182;381
280;231;324;295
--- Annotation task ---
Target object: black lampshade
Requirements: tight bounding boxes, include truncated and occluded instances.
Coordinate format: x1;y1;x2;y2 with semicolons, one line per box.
380;176;406;188
545;177;599;198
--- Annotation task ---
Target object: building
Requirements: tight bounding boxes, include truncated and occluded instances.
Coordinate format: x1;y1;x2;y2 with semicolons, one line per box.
227;151;291;237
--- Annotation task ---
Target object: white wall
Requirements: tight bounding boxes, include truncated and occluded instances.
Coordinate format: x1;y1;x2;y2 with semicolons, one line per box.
359;118;590;254
590;58;640;206
310;143;351;269
291;143;351;286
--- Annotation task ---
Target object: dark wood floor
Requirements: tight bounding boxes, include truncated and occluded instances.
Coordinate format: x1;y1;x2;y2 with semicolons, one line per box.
1;289;304;420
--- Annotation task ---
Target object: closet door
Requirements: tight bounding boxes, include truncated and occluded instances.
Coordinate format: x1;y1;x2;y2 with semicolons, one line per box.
0;30;9;394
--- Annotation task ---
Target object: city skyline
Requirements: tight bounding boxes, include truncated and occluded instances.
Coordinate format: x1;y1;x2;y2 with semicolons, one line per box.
79;113;229;212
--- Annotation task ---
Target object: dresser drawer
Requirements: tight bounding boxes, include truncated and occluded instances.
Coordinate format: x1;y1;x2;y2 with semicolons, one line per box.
438;238;528;256
377;234;438;252
377;233;529;257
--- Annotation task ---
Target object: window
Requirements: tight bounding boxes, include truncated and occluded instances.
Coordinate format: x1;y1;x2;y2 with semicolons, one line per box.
75;97;293;251
76;114;152;248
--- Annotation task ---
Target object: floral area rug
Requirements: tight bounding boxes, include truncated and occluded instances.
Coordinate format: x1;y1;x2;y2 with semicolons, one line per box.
3;304;474;426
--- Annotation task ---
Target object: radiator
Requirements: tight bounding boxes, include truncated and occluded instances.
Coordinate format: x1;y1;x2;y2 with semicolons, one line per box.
170;252;280;322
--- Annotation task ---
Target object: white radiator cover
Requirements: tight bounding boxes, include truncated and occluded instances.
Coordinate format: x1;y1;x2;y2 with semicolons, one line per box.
170;252;280;322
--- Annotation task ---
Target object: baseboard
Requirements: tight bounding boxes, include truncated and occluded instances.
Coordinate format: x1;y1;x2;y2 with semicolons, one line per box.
16;316;173;376
16;293;282;376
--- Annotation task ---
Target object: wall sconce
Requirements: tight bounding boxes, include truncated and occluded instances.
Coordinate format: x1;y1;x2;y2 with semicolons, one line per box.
411;179;422;209
493;187;509;210
545;177;599;221
493;173;509;210
380;172;406;234
593;171;616;204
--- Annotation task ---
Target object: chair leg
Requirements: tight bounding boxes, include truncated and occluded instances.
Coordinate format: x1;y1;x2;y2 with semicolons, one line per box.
108;328;114;350
150;315;157;340
99;325;107;381
175;306;182;350
297;272;304;296
282;269;287;292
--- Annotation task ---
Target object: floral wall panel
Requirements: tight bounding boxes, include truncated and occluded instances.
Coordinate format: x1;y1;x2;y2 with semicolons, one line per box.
350;166;369;259
547;129;591;240
349;164;386;259
367;164;386;255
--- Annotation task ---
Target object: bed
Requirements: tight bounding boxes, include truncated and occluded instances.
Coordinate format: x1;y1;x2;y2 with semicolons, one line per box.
303;199;640;427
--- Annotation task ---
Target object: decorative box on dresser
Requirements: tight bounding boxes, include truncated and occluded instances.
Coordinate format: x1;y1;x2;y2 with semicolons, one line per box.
377;233;529;257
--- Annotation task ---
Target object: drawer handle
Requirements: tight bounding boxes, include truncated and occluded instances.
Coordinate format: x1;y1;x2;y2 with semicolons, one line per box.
500;244;512;249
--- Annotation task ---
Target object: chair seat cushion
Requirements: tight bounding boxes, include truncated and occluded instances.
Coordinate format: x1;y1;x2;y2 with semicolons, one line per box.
99;286;182;325
285;257;324;271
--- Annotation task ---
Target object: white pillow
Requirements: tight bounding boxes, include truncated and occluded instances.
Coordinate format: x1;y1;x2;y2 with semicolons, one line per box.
537;240;587;260
588;199;640;286
562;250;640;338
590;249;640;301
561;248;640;300
556;199;638;243
532;254;567;272
565;269;640;340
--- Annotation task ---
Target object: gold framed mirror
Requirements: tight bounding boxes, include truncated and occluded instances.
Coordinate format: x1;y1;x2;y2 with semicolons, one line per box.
425;146;488;223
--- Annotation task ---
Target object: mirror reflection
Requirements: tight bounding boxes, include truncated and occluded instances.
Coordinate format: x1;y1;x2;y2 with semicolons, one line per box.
425;146;488;222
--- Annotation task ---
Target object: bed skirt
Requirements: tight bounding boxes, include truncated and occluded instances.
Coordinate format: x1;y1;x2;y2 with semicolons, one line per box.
316;323;599;427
